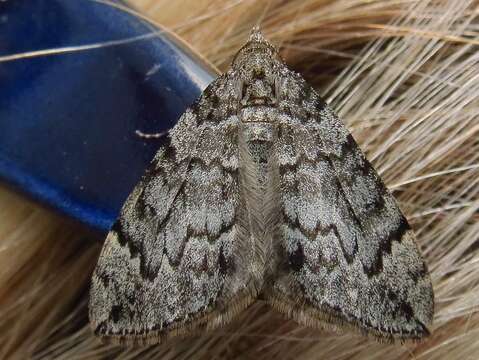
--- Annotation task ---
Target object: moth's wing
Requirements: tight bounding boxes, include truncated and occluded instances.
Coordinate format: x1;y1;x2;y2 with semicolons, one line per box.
266;72;434;341
89;75;257;345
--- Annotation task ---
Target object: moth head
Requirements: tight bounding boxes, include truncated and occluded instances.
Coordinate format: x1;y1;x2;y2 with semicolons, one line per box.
232;27;282;107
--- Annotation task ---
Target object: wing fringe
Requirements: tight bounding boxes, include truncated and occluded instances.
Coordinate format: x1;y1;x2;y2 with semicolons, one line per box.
267;295;430;344
92;289;256;346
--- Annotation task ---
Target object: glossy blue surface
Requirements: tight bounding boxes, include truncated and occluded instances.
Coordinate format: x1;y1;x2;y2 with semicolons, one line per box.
0;0;215;233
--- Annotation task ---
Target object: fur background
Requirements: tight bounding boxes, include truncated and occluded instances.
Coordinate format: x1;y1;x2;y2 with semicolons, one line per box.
0;0;478;358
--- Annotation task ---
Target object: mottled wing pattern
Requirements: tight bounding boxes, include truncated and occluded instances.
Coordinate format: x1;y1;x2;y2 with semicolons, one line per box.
89;75;257;345
267;70;434;340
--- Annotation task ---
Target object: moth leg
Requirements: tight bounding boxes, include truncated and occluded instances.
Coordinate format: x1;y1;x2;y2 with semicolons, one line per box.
134;129;168;139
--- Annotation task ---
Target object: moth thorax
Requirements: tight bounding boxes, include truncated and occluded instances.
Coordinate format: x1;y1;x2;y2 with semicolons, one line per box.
240;122;276;189
239;106;278;123
241;122;275;162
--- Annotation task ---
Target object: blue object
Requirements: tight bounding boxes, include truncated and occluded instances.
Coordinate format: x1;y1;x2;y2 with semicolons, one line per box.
0;0;216;233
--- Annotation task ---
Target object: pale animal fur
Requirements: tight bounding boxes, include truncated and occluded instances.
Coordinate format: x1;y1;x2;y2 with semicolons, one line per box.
0;0;478;359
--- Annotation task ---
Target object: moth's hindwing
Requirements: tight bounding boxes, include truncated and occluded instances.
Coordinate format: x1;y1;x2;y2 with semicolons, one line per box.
265;71;434;341
89;75;259;345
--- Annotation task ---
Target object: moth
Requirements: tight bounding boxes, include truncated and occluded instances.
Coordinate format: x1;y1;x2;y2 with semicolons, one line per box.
89;29;434;345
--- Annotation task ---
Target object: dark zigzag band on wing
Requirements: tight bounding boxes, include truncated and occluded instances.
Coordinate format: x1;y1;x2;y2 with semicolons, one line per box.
282;214;412;276
110;218;235;277
277;136;411;276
